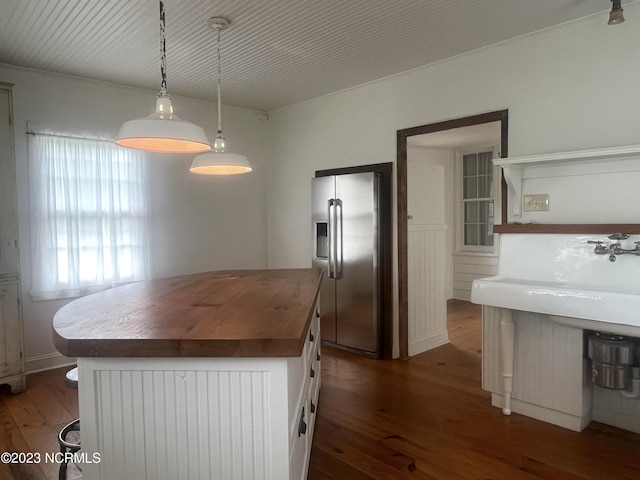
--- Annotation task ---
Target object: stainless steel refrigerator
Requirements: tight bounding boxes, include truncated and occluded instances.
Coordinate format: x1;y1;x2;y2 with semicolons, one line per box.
312;172;382;357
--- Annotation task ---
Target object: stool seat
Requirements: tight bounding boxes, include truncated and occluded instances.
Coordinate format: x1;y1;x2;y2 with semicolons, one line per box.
59;367;80;479
65;367;78;389
58;419;80;480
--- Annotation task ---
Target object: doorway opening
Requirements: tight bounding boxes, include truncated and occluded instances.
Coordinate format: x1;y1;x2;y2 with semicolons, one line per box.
397;110;508;358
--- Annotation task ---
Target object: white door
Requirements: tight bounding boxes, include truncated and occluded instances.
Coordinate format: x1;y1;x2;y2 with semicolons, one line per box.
407;160;448;356
408;161;445;225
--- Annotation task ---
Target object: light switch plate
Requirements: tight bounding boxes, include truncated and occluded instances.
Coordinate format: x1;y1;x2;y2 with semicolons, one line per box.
523;194;549;212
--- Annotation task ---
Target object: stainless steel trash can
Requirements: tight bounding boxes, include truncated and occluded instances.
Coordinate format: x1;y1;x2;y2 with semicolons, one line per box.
588;332;635;390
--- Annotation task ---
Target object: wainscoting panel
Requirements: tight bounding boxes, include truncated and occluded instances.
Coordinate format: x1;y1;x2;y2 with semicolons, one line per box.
593;385;640;434
93;368;271;480
78;357;300;480
511;312;585;416
452;253;498;301
408;224;448;356
482;308;592;430
481;305;501;393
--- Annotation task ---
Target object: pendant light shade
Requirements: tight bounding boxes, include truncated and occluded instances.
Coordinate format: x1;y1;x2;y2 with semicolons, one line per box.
190;17;252;175
116;96;211;153
190;152;252;175
115;1;211;154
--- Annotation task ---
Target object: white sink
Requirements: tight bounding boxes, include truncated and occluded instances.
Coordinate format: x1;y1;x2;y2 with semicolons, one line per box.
471;234;640;332
472;275;640;329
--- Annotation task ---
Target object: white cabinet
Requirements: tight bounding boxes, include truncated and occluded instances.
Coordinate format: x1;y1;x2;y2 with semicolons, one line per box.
289;310;321;480
0;282;25;391
77;305;321;480
0;84;25;393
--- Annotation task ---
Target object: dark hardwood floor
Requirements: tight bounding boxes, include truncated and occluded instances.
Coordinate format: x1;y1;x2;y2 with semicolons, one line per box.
0;362;79;479
1;300;639;479
307;300;640;480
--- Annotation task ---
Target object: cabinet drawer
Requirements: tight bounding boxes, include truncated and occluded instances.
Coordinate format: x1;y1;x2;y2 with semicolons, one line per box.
288;301;321;480
289;404;310;480
308;356;321;441
289;317;317;445
305;305;321;367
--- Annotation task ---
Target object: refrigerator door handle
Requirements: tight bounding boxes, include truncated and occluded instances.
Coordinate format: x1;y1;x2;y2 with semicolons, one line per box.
328;199;336;279
335;198;343;279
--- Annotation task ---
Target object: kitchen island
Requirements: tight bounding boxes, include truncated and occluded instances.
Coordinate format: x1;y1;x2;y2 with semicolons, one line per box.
53;268;323;480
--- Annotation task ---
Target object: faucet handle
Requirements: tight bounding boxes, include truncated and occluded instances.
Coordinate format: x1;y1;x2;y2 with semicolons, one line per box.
608;233;630;240
587;240;608;255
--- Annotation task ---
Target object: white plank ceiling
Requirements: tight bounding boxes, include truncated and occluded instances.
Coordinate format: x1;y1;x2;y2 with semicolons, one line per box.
0;0;618;111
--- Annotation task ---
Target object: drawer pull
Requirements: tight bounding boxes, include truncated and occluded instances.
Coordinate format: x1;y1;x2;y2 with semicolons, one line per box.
315;309;320;318
310;400;316;414
309;331;315;342
298;407;307;437
316;350;321;361
310;366;315;378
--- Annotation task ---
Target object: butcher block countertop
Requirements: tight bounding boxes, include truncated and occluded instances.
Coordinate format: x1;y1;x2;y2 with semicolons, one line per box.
53;268;323;358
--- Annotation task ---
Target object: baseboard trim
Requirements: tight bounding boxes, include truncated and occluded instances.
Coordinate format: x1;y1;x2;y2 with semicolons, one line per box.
593;406;640;435
26;352;76;374
409;331;449;356
491;393;591;432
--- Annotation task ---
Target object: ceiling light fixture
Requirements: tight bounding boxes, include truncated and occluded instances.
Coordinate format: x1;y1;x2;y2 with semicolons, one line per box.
190;17;252;175
115;1;211;153
608;0;625;25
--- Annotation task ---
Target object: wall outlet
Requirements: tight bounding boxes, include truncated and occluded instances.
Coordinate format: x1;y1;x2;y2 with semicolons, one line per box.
523;194;549;212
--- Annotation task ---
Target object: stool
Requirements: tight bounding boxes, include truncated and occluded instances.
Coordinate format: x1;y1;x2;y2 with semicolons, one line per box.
58;367;81;480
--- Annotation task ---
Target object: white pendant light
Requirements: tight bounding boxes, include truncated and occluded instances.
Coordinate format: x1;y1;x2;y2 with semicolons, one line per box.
115;1;211;154
190;17;252;175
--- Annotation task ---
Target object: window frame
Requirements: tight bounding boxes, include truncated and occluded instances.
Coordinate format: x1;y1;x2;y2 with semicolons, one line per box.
454;145;501;254
29;132;150;300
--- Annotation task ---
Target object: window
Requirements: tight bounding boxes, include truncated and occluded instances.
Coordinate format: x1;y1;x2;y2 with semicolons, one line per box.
29;133;149;300
461;150;494;248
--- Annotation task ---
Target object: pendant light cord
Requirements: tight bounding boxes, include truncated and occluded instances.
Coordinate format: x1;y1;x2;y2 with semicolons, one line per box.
159;0;168;97
216;26;223;134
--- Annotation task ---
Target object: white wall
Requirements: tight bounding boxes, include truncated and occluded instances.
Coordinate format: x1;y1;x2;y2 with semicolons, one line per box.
0;65;268;371
7;5;640;366
509;157;640;224
266;6;640;355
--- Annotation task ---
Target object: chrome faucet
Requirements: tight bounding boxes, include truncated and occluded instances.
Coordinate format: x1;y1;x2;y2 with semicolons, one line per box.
587;234;640;262
587;240;608;255
608;242;621;262
611;241;640;257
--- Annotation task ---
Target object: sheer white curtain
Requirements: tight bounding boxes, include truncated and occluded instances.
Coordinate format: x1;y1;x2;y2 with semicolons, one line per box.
29;133;150;300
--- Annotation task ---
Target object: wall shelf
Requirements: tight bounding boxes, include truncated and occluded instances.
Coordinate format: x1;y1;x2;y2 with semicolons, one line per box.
495;144;640;167
494;144;640;221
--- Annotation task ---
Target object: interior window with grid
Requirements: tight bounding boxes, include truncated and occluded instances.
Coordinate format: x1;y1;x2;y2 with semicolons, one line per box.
462;151;494;247
29;133;149;300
